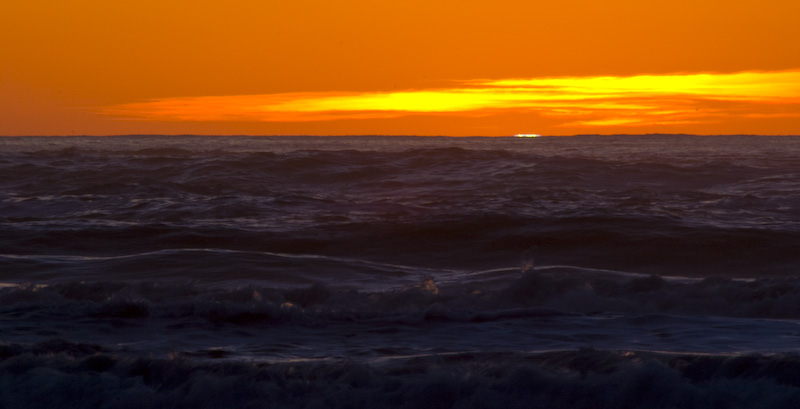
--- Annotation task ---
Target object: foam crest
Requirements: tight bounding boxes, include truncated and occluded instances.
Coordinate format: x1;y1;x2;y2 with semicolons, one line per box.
3;268;800;326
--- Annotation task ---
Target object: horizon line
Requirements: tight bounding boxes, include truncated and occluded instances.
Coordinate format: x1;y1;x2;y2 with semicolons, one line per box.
2;133;800;138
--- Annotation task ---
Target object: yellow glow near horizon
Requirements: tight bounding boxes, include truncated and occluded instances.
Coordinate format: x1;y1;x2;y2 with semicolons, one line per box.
484;71;800;99
103;70;800;128
4;0;800;135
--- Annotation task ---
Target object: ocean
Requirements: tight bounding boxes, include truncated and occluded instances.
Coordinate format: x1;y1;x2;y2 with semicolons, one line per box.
1;134;800;408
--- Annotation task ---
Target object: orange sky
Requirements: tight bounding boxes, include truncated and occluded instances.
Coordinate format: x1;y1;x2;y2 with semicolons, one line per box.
2;0;799;136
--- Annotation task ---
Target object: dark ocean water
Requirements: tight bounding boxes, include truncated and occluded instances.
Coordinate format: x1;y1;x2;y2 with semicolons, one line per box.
2;134;800;408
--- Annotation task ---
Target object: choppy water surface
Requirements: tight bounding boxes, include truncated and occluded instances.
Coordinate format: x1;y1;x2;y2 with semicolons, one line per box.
2;135;800;408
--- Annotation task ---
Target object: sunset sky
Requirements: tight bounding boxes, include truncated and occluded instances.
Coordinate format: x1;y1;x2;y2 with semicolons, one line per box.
2;0;799;136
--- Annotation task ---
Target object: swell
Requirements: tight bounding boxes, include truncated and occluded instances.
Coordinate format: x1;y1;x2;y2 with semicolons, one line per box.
0;249;429;287
2;138;799;278
3;213;799;277
4;135;800;409
2;143;789;191
3;144;795;218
